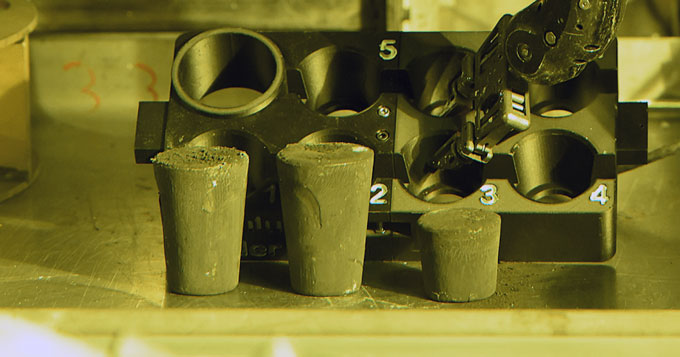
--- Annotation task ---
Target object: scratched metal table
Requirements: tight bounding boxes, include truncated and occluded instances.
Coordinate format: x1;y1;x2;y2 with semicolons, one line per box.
0;33;679;312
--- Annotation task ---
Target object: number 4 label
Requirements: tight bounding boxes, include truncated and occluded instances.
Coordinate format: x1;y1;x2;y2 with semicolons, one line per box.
589;184;609;205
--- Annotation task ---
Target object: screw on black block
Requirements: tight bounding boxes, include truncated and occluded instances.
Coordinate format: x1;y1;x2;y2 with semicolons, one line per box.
377;105;391;118
375;129;390;141
517;43;532;62
545;31;557;46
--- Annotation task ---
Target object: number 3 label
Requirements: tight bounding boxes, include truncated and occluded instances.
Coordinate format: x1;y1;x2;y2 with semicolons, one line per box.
480;184;498;206
589;184;609;205
379;39;397;61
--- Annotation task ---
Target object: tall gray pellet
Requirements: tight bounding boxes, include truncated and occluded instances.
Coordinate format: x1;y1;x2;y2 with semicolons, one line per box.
153;146;249;295
276;142;374;296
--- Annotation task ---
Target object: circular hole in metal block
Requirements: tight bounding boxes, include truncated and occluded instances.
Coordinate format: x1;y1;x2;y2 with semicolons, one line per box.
187;130;274;196
529;63;599;118
584;44;601;52
400;132;484;204
299;129;373;149
540;109;573;118
512;131;595;204
404;50;472;117
298;47;380;116
172;28;284;116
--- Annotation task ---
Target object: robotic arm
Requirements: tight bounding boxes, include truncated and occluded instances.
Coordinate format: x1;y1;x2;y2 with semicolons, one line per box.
429;0;626;171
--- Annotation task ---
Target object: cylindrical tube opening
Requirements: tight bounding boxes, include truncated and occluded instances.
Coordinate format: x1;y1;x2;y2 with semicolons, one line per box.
405;50;472;116
298;47;380;117
298;128;372;148
512;131;596;204
529;63;600;118
188;130;273;198
400;133;483;203
172;28;284;116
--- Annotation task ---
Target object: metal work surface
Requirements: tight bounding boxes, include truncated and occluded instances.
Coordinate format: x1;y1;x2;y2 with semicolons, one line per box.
2;309;680;356
29;0;365;32
0;33;678;309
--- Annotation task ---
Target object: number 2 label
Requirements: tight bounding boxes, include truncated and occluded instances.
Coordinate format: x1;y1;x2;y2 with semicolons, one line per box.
370;183;388;205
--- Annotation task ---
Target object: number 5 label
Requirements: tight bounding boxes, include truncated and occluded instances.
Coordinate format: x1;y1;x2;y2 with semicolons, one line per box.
379;39;397;61
589;184;609;205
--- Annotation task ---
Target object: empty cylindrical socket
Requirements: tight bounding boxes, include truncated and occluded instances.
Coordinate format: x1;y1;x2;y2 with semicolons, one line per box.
276;142;374;296
416;208;501;302
153;146;249;295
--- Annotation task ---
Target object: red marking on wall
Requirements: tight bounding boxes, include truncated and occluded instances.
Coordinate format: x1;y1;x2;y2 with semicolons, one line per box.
62;61;82;71
63;61;101;111
135;62;159;101
82;68;101;110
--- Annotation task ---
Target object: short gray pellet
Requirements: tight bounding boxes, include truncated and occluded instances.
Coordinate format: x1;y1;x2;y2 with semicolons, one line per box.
153;146;249;295
276;142;374;296
416;208;501;302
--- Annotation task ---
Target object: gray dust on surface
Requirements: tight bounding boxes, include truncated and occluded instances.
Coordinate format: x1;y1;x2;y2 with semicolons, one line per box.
152;146;247;170
278;142;373;166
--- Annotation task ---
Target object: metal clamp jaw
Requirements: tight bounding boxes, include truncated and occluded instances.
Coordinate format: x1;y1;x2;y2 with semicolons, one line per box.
429;16;531;171
430;0;625;172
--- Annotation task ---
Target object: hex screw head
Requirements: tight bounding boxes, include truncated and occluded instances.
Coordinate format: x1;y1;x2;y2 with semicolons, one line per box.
377;105;391;118
375;130;390;141
517;43;532;62
545;31;557;46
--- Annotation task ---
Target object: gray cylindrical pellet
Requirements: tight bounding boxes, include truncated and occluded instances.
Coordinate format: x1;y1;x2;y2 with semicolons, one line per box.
153;146;249;295
276;142;374;296
416;208;501;302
